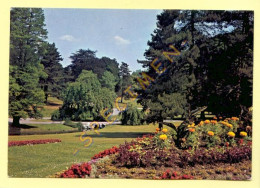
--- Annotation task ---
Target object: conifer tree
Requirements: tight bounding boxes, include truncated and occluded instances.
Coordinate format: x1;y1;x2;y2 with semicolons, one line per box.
9;8;48;126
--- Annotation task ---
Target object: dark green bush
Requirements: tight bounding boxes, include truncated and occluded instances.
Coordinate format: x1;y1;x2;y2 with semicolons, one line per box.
51;110;62;121
63;118;83;131
121;103;144;125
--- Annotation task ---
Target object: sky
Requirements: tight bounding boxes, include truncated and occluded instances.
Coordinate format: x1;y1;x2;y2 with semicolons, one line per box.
43;9;162;71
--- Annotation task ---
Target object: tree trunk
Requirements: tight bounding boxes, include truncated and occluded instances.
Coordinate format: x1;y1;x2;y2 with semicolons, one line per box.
200;110;205;119
45;93;48;104
13;116;20;127
159;122;163;130
121;88;124;103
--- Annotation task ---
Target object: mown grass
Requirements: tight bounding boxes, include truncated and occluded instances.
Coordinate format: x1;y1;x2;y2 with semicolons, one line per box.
39;97;63;117
19;124;77;134
116;97;143;109
8;124;161;178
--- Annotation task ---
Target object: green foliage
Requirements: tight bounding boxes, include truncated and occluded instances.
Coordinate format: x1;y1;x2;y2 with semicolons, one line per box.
59;70;116;121
8;125;156;177
67;49;119;81
100;71;117;90
121;103;144;125
118;62;131;101
9;8;48;125
39;42;65;102
153;131;172;149
137;10;253;125
63;119;83;131
51;110;62;121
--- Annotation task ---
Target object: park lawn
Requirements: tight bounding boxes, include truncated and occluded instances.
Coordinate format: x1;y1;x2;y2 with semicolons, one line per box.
40;97;63;117
8;124;160;178
19;124;77;134
31;119;55;122
116;98;143;109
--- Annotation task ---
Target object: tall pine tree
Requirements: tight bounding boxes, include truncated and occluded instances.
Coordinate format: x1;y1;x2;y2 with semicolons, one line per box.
39;42;64;103
9;8;48;126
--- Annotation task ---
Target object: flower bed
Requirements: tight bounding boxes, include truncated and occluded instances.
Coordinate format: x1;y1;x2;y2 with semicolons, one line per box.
91;146;119;160
8;139;61;147
53;117;252;180
55;162;92;178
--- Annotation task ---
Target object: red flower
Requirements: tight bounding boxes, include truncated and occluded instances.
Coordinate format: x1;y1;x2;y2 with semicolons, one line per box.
225;142;229;147
8;139;61;147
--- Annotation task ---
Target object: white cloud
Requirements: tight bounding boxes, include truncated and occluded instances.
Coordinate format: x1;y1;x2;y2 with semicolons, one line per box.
59;35;78;42
114;35;130;45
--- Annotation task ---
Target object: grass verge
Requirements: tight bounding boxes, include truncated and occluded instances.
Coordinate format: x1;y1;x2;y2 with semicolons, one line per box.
8;124;161;178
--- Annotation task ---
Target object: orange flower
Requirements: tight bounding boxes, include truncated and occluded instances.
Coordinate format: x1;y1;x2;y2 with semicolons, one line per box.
226;123;233;128
189;128;195;132
213;116;217;120
211;120;217;124
199;121;204;126
204;120;210;124
221;121;232;128
156;128;160;132
208;131;214;136
219;117;223;120
232;117;239;121
162;128;168;133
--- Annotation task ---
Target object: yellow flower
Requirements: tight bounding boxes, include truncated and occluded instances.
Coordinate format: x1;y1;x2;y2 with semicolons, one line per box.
208;131;214;136
221;121;232;128
227;131;235;137
226;123;233;128
240;131;247;137
159;134;167;140
188;123;195;128
162;128;168;133
199;121;204;126
188;128;195;132
205;120;210;124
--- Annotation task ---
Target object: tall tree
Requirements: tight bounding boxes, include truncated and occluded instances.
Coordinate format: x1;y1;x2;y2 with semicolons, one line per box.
67;49;119;81
118;62;131;102
9;8;48;126
101;70;117;91
137;10;253;126
59;70;116;121
39;42;64;103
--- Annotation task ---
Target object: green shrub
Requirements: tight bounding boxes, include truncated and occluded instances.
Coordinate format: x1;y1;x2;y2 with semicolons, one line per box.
51;110;62;121
121;103;144;125
63;118;83;131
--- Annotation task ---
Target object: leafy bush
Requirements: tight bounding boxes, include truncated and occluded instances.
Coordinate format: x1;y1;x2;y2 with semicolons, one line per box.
114;136;182;168
153;128;172;149
51;110;62;121
173;118;252;149
58;70;116;121
63;119;83;131
121;103;144;125
113;131;251;169
179;145;252;167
